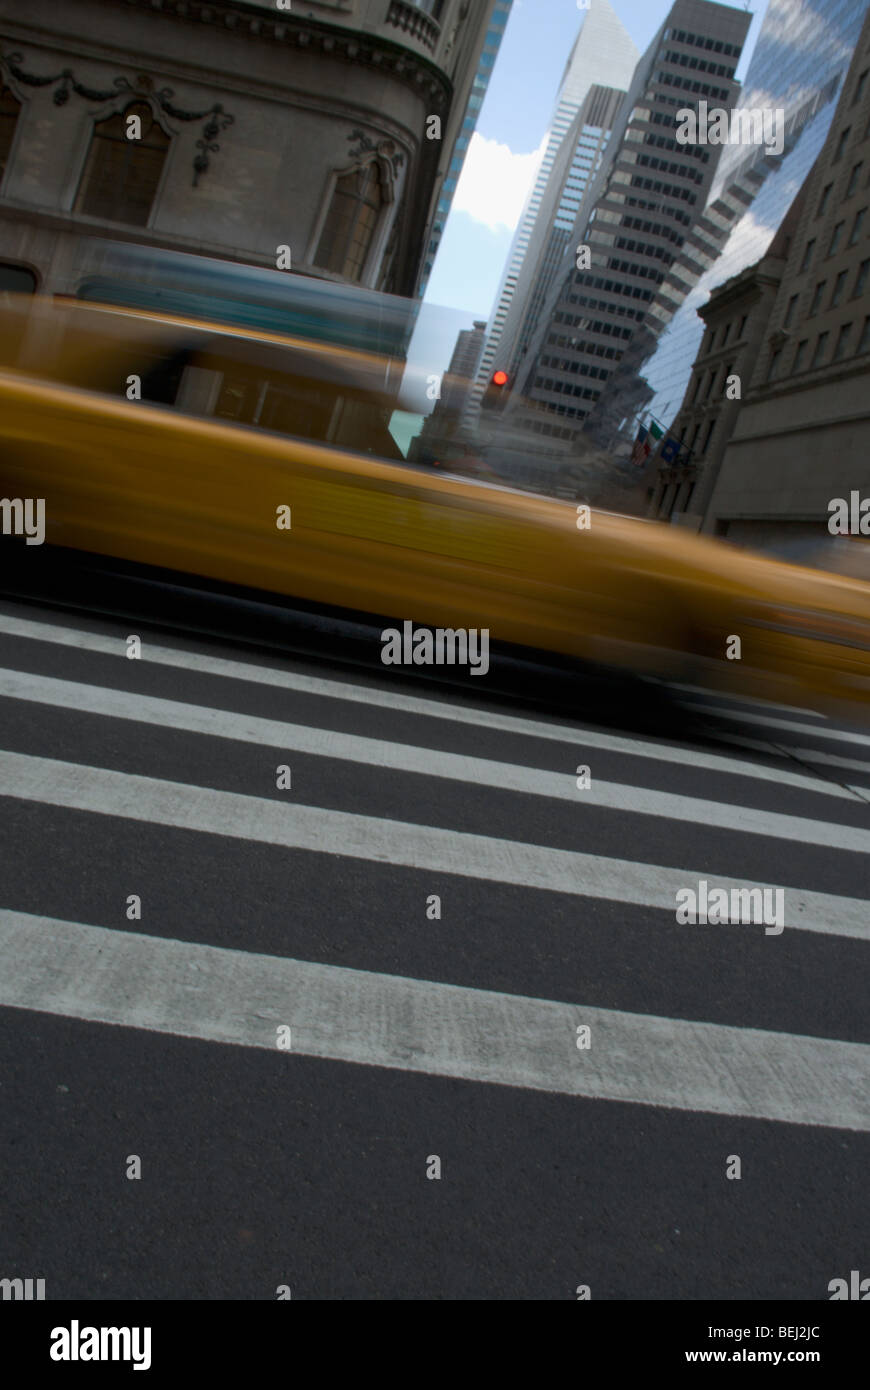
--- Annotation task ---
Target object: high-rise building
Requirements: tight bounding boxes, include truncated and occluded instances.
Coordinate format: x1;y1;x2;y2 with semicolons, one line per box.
507;0;751;454
657;5;870;550
463;0;638;425
637;0;870;444
499;84;628;384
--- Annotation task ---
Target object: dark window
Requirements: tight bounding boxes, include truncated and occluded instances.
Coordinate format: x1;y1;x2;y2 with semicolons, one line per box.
846;163;863;198
783;294;799;328
818;183;833;216
75;102;169;226
832;322;852;361
849;207;866;245
315;162;384;282
793;339;808;372
853;258;870;297
811;331;829;367
833;127;850;163
800;239;815;271
830;270;848;307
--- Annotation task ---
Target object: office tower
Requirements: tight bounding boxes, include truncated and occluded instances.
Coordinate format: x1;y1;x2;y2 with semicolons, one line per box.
414;318;488;459
463;0;638;425
652;3;870;550
639;0;870;443
508;0;751;454
500;84;628;383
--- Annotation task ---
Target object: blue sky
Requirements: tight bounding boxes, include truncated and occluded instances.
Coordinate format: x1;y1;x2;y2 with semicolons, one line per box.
424;0;771;324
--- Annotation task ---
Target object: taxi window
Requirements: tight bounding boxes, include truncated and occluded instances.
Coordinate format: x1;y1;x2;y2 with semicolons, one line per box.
181;348;405;462
12;308;196;406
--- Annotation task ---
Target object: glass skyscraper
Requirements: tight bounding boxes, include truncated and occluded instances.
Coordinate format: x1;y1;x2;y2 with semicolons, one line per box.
641;0;870;431
463;0;639;425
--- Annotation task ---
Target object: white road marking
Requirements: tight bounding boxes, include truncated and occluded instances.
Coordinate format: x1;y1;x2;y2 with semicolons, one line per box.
1;668;867;844
716;705;870;749
674;684;828;720
0;909;867;1129
0;611;850;798
0;750;866;939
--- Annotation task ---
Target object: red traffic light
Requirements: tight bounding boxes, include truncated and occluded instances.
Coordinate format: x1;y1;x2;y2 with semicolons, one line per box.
481;368;510;412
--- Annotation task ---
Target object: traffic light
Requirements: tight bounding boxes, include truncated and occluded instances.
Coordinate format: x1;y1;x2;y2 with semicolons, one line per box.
481;368;510;412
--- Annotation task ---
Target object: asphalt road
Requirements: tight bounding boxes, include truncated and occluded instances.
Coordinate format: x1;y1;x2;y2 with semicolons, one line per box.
0;594;867;1300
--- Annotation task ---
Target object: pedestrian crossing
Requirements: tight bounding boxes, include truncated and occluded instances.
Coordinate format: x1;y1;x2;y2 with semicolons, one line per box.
1;908;867;1129
0;603;868;1129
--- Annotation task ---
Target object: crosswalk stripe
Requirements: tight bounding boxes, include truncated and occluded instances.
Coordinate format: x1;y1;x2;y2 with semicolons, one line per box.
716;705;870;749
2;667;868;845
721;729;870;782
1;909;867;1129
775;746;870;778
0;610;851;798
0;749;866;939
675;684;829;721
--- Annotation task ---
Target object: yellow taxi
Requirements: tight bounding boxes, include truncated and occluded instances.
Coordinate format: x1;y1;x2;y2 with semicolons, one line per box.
1;294;869;720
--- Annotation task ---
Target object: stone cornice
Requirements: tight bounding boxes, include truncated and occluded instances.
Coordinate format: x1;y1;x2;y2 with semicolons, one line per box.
103;0;453;109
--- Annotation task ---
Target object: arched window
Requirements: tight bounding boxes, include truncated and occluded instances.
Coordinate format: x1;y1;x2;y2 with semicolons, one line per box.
315;161;384;282
75;101;169;226
0;84;22;184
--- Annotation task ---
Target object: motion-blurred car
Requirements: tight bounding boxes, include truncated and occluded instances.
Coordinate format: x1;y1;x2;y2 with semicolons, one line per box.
1;294;869;720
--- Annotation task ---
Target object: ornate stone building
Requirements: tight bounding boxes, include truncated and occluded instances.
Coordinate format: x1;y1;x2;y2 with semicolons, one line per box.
0;0;498;299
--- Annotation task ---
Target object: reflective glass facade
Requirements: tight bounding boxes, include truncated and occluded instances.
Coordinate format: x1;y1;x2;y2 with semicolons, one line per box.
642;0;870;428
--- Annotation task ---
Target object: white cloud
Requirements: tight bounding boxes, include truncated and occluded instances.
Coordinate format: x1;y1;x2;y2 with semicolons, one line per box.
451;132;548;233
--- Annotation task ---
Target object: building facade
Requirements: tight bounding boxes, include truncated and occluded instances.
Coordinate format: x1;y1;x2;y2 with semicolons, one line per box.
462;0;638;427
638;0;870;446
0;0;499;299
647;231;793;524
412;315;486;458
507;0;751;453
691;12;870;549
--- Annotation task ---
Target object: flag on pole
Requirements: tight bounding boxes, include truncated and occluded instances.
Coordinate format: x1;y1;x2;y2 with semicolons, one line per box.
630;423;651;466
648;420;664;443
660;435;681;464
